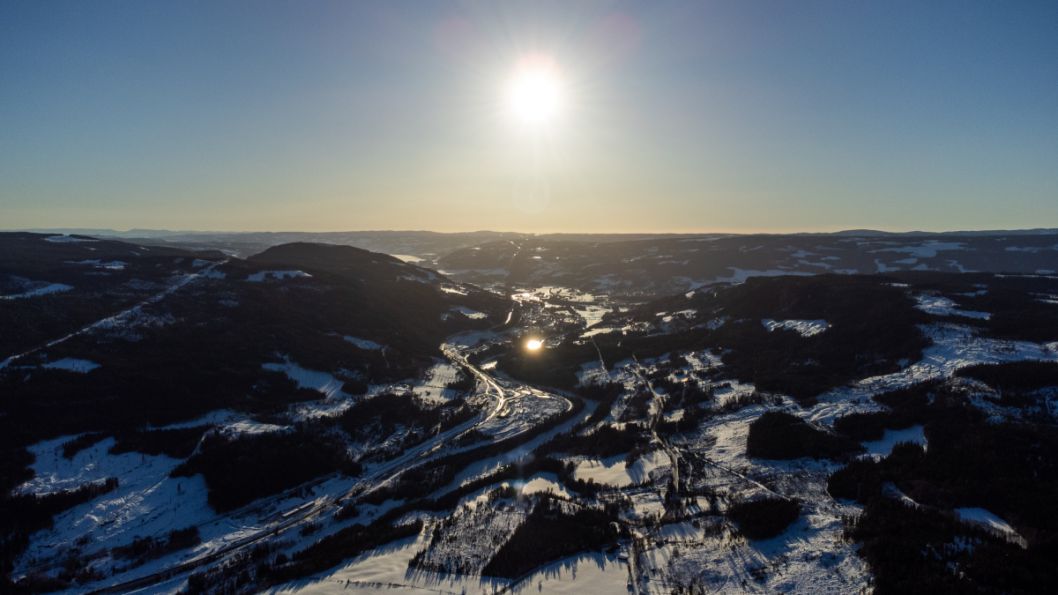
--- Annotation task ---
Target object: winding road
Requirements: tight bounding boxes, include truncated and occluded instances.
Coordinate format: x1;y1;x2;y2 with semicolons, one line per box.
90;336;571;594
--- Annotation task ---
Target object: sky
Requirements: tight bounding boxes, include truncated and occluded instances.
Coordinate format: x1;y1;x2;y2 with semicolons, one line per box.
1;0;1056;233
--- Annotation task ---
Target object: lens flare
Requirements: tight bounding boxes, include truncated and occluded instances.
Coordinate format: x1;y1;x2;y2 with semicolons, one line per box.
506;55;564;125
525;338;544;351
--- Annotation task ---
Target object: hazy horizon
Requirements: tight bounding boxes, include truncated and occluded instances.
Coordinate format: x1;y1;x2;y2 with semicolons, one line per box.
9;224;1058;237
3;1;1056;232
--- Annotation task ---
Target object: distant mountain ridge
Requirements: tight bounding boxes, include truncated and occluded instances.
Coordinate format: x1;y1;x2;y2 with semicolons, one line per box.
19;227;1058;238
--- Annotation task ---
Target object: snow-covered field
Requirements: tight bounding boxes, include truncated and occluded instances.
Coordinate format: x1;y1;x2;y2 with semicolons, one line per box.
661;406;870;594
412;362;462;403
573;451;667;488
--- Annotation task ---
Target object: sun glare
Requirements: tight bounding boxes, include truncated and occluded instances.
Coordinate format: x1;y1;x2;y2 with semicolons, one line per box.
525;338;544;351
506;55;564;126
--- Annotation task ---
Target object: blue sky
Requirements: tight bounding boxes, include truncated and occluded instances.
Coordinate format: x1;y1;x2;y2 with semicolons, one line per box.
2;1;1055;232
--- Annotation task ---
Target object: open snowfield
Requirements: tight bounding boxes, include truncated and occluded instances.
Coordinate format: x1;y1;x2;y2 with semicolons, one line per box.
412;362;462;403
573;451;667;488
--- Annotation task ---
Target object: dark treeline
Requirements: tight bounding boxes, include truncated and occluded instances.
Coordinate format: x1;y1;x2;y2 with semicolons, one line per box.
110;425;212;459
830;420;1058;542
0;241;509;511
726;498;800;540
956;360;1058;413
702;276;930;402
1;478;119;590
481;496;622;579
500;275;931;403
184;520;423;593
172;428;360;512
828;376;1058;593
897;272;1058;343
537;423;649;460
956;360;1058;392
846;498;1058;594
60;432;108;459
112;526;201;565
834;412;913;442
338;393;475;448
746;411;862;460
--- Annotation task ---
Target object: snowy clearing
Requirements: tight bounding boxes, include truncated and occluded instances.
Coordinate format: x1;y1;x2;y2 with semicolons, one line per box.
262;359;346;399
810;324;1058;426
42;358;101;373
44;235;98;243
874;241;966;258
246;270;312;282
0;282;73;300
915;294;991;320
448;305;488;320
572;450;667;487
861;425;926;457
67;259;127;270
342;336;383;350
762;319;830;337
954;508;1023;543
713;268;813;284
412;362;462;403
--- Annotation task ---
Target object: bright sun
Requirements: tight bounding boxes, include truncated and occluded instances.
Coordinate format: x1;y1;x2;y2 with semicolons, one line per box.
506;55;564;126
525;338;544;351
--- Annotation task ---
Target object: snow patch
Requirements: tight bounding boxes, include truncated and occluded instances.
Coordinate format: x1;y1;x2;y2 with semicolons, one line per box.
874;241;966;258
0;282;73;300
245;270;311;282
67;259;127;271
342;336;383;350
954;507;1022;542
915;294;991;320
572;451;667;487
714;268;813;284
762;319;830;337
44;234;98;243
43;358;100;373
861;425;926;457
262;359;346;399
448;306;487;320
